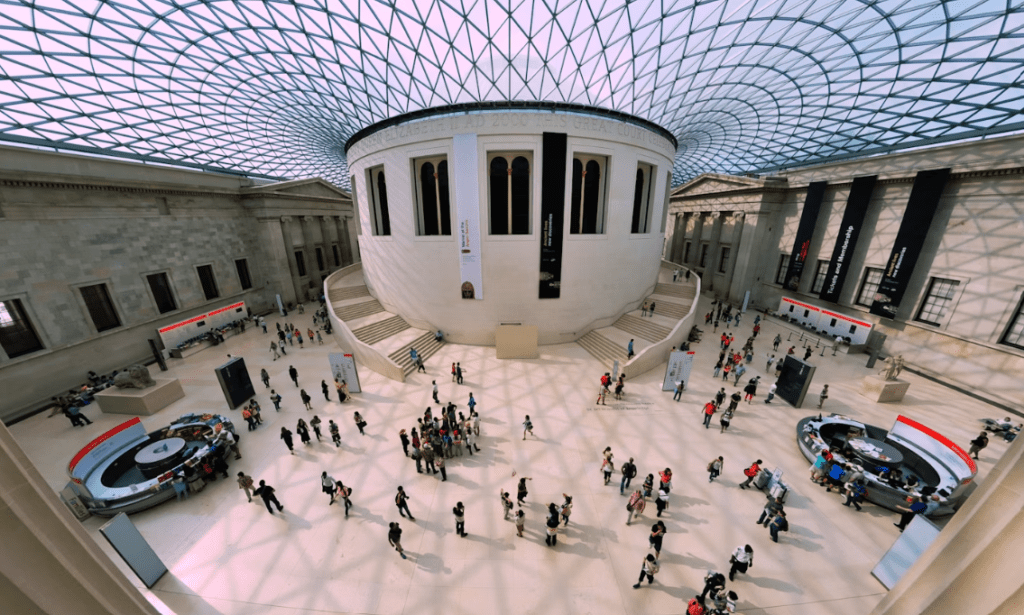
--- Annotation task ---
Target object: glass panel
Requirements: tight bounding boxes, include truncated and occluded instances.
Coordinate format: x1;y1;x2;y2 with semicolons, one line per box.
570;158;583;234
235;259;252;290
1001;294;1024;350
147;272;177;313
582;159;600;234
376;171;391;236
198;265;219;299
510;156;530;235
489;157;508;235
80;284;121;332
294;252;306;277
437;160;451;235
631;168;645;233
420;161;438;236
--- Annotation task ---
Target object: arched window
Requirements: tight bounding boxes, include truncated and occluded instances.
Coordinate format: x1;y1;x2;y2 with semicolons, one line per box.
570;154;607;234
415;156;452;236
489;153;532;235
631;162;655;234
367;165;391;236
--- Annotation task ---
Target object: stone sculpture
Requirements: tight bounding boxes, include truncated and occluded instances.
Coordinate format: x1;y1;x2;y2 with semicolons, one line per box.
113;364;157;389
879;355;905;381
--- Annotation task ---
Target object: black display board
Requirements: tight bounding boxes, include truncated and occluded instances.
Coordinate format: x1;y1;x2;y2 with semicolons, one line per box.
215;357;255;409
776;356;816;408
539;132;567;299
783;181;827;291
819;175;877;303
869;168;951;319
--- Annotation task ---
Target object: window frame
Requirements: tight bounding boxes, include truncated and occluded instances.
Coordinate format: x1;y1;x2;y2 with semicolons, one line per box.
294;250;307;278
775;254;791;286
235;258;253;291
631;161;657;234
75;282;123;333
1000;291;1024;350
718;246;731;274
811;259;830;294
855;267;884;307
915;277;961;326
365;164;392;236
331;244;340;267
0;296;45;359
315;247;325;271
196;264;220;301
683;241;692;264
487;151;533;236
144;270;178;314
412;155;453;237
568;152;608;235
699;243;710;268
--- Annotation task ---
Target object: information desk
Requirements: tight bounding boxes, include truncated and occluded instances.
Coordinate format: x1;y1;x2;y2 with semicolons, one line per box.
848;437;904;468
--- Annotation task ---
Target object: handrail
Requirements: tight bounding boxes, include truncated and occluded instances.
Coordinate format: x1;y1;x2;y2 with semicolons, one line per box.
322;263;407;383
622;260;701;379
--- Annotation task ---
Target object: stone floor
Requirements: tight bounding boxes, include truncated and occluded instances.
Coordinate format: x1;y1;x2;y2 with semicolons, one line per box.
9;294;1007;615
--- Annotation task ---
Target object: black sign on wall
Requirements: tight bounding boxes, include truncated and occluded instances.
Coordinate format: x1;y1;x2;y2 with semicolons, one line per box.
819;175;877;303
539;132;567;299
869;168;951;319
783;181;828;291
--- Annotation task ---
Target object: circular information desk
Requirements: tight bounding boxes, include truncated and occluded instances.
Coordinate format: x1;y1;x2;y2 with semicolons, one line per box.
848;437;903;467
135;437;187;478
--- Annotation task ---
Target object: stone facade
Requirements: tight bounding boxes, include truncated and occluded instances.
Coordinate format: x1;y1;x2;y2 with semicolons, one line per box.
664;133;1024;410
0;146;353;422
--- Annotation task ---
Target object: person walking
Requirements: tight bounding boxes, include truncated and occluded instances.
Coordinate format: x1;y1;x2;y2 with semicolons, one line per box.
260;317;267;334
844;479;867;510
437;455;447;481
713;358;723;378
818;384;829;409
620;457;637;494
596;382;607;405
601;454;615;485
722;362;731;381
757;496;785;526
432;380;440;404
626;489;646;525
627;338;635;359
632;554;660;589
641;301;649;317
702;399;716;429
399;429;410;456
242;406;256;431
254;480;284;514
456;363;465;384
329;420;341;447
655;486;670;517
421;444;437;474
968;431;989;459
388;522;407;559
743;378;758;403
719;406;734;433
280;427;295;454
715;387;727;408
288;365;299;387
321;379;330;402
545;504;560;546
642;474;655;500
300;389;312;410
766;354;776;372
700;570;727;601
451;362;457;382
560;494;573;526
353;411;366;435
649;301;656;318
708;456;723;482
296;419;311;446
733;363;747;386
648;521;666;557
322;471;337;505
515;509;526;537
673;380;684;401
260;368;270;388
517;477;532;505
729;544;754;581
310;415;322;441
395;486;415;520
270;342;280;360
270;389;282;411
237;472;255;503
501;490;514;519
895;495;938;532
768;511;789;542
740;459;763;489
522;415;535;440
773;333;782;351
335;480;352;517
764;382;777;404
453;502;467;537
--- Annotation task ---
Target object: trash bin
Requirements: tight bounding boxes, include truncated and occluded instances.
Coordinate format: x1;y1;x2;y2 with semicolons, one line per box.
60;484;91;520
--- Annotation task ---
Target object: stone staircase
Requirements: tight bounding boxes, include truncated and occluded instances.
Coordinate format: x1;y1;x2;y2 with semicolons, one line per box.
613;313;672;341
654;283;698;300
645;300;690;320
335;299;385;321
328;285;371;302
352;315;411;345
577;331;629;368
388;331;445;376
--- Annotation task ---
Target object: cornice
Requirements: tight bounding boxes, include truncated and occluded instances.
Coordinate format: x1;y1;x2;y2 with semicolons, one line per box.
0;177;235;197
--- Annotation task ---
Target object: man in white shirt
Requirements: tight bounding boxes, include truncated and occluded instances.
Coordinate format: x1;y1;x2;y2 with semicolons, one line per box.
764;382;778;404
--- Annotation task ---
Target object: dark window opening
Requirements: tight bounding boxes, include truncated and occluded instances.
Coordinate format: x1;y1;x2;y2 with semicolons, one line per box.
80;284;121;332
197;265;219;300
147;272;177;313
235;259;252;290
0;299;44;358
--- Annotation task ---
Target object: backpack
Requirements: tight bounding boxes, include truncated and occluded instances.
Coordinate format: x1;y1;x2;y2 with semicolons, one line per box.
687;598;705;615
648;560;660;574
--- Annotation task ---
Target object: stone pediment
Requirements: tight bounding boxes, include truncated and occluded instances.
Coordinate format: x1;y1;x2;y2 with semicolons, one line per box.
672;173;767;197
244;178;350;200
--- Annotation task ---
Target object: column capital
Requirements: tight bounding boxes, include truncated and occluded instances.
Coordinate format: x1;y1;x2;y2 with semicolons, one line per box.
303;215;317;223
280;215;293;222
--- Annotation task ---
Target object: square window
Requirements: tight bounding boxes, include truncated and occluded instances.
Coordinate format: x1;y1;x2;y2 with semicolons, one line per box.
413;156;452;236
235;259;252;290
570;154;608;234
916;277;960;326
856;267;884;307
0;298;44;358
146;272;177;313
197;264;219;300
79;283;121;332
488;152;531;235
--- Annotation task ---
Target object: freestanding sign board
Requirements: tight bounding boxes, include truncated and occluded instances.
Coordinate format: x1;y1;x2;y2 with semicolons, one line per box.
776;356;816;408
663;351;695;391
100;513;167;588
328;353;361;393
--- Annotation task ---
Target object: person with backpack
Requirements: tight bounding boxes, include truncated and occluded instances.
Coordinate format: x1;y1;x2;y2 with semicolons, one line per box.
844;479;867;511
968;431;989;460
522;415;535;440
740;459;763;489
626;488;646;525
329;420;341;447
620;457;638;494
395;486;415;521
632;553;660;589
768;511;789;542
270;390;282;411
707;456;723;482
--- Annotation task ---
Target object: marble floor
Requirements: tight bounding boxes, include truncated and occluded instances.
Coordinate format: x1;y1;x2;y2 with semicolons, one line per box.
9;294;1007;615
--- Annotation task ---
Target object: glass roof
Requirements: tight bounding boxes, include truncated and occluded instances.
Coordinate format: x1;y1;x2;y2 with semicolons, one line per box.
0;0;1022;187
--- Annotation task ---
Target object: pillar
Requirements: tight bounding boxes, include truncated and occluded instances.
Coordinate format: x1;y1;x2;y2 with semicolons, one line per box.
334;216;352;266
257;216;299;308
721;212;745;300
280;216;305;302
705;212;724;292
870;434;1024;615
688;213;705;268
0;421;160;615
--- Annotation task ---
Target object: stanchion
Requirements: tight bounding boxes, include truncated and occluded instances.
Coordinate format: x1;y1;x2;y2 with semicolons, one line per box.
820;346;826;357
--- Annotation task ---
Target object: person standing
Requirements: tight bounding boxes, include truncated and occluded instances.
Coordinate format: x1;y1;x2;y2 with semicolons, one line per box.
321;380;330;402
451;362;457;382
844;479;867;510
673;380;683;402
395;486;415;520
280;427;295;454
288;365;299;387
388;522;407;559
818;384;829;409
242;406;256;431
432;380;440;404
764;382;777;404
296;419;311;446
260;317;267;334
515;509;526;537
254;480;284;514
708;456;723;482
270;342;280;360
626;489;645;525
501;490;514;519
768;511;789;542
310;415;322;441
545;505;560;546
642;474;654;500
399;429;410;456
560;494;573;526
627;338;635;359
632;554;660;589
453;502;466;537
322;471;337;505
456;363;465;384
260;368;270;388
641;301;649;317
421;444;437;474
968;431;989;459
895;495;936;532
740;460;763;489
437;455;447;481
237;472;255;503
522;415;535;440
773;333;782;351
803;346;813;361
648;521;666;557
270;389;282;411
517;476;532;505
728;544;754;581
766;353;776;372
649;301;656;318
300;389;312;411
620;457;638;494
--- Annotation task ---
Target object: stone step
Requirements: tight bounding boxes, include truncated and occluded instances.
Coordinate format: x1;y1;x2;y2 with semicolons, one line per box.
645;300;690;320
327;285;371;301
577;330;629;368
335;300;385;321
389;331;445;375
352;315;410;345
654;282;698;299
613;314;672;342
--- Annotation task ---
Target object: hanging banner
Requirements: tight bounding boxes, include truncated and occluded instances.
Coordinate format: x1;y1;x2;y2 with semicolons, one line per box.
819;175;877;303
328;353;361;393
539;132;567;299
870;168;951;318
783;181;827;291
453;133;484;300
663;350;695;391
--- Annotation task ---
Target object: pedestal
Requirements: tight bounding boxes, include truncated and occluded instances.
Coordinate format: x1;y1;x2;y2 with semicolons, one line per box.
495;325;539;359
861;375;910;403
94;378;185;415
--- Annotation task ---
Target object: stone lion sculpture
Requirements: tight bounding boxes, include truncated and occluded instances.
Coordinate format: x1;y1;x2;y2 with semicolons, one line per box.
113;364;157;389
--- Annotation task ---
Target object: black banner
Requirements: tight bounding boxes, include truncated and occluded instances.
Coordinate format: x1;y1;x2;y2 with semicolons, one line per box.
819;175;877;303
869;168;951;318
539;132;567;299
783;181;827;291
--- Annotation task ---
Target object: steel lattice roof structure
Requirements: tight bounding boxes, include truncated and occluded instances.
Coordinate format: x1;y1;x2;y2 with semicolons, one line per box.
0;0;1022;187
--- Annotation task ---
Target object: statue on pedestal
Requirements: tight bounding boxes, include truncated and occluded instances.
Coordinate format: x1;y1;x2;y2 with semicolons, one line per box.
879;355;905;381
113;364;157;389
